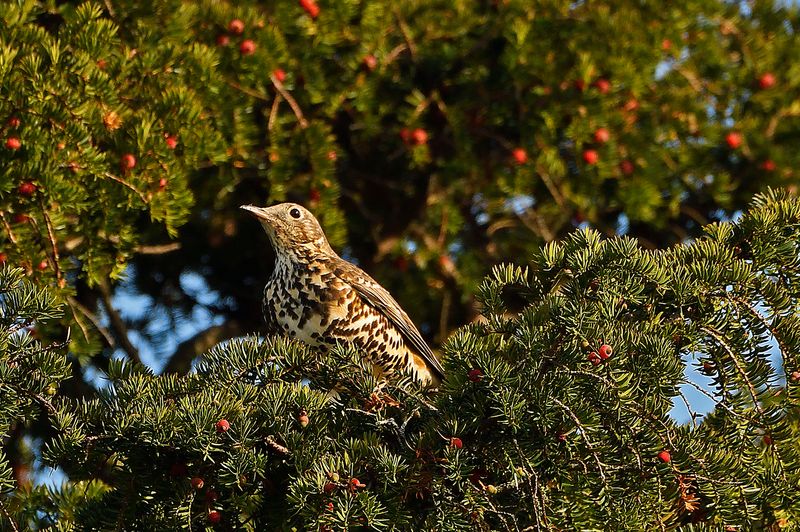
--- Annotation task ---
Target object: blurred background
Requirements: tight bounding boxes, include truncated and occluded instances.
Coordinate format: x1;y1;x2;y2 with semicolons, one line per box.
3;0;800;487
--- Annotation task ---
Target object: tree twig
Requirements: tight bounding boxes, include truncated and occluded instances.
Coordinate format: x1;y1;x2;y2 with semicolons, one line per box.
269;73;308;129
0;498;19;532
265;435;290;456
135;242;181;255
163;321;242;374
98;279;141;364
104;172;148;204
39;197;63;284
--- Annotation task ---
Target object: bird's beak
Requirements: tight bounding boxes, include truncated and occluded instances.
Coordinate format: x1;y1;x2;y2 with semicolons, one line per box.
240;205;272;221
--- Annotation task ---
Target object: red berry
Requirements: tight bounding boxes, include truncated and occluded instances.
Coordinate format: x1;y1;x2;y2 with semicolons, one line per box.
325;502;334;512
758;72;776;90
400;128;412;144
593;78;611;94
0;253;6;264
205;489;219;501
725;131;742;149
762;434;773;445
326;150;337;161
191;477;204;490
120;153;136;170
593;128;610;144
661;39;672;51
5;137;21;150
702;361;715;374
272;68;286;83
512;147;528;165
298;412;310;427
216;34;230;47
165;136;178;149
791;371;800;382
299;0;320;18
657;450;671;463
36;260;47;271
557;432;567;442
18;182;37;196
309;188;321;203
598;344;613;360
7;117;20;128
468;368;483;382
363;54;378;71
228;19;245;35
240;39;256;55
349;477;365;490
450;437;463;449
158;178;168;190
96;59;107;69
623;98;639;112
208;510;221;524
588;352;601;366
216;419;230;433
619;159;634;176
411;128;428;145
582;149;599;165
573;79;585;92
760;159;776;172
323;482;336;493
13;213;28;224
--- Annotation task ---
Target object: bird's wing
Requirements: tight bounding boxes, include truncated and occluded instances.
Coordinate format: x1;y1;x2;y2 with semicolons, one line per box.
332;258;446;379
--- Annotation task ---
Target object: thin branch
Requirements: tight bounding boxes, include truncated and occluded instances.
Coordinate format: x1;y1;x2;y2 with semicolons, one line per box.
163;321;242;374
66;296;114;346
269;73;308;129
39;197;63;283
702;326;763;416
0;212;18;245
393;9;417;59
268;94;283;131
552;397;608;482
0;498;19;532
98;279;141;364
104;172;148;204
134;242;181;255
226;79;270;101
264;436;290;456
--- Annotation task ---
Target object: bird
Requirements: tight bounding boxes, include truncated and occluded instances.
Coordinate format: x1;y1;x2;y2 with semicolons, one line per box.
241;202;445;385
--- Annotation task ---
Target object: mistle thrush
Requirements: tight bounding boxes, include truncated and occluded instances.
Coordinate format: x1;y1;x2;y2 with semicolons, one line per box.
242;203;445;385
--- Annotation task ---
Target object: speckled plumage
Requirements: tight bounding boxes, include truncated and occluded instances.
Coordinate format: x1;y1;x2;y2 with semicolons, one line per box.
242;203;445;385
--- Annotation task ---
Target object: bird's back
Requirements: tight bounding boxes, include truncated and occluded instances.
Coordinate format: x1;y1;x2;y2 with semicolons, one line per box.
263;252;444;384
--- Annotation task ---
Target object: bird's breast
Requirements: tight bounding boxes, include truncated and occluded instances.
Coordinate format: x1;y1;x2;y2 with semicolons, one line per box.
264;264;351;346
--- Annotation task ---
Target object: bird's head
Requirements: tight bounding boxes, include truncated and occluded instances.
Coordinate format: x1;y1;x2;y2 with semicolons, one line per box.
241;203;333;260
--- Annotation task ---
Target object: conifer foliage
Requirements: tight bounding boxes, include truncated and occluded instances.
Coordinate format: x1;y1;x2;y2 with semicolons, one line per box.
0;266;68;526
35;190;800;530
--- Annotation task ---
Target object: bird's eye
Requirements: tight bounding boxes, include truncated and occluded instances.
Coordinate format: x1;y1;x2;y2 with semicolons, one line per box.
289;208;302;219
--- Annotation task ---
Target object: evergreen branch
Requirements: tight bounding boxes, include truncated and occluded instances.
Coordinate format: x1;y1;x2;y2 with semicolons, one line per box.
702;326;764;418
551;398;607;482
